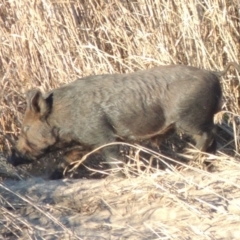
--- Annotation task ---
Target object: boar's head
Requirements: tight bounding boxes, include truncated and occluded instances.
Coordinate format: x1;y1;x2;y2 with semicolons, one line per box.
8;89;57;166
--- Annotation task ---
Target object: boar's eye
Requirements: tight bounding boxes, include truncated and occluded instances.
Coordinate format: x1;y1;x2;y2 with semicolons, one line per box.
22;126;30;133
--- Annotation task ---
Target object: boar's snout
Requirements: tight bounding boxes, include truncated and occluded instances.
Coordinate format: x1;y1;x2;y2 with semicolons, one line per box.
7;89;59;168
7;148;34;166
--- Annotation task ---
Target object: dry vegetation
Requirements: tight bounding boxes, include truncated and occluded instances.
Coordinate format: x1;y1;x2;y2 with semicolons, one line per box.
1;0;240;239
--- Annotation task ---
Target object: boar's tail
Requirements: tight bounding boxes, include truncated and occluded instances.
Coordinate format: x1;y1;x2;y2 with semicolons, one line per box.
213;62;240;77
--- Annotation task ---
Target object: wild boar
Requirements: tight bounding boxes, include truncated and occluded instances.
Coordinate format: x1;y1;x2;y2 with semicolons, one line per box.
7;62;240;179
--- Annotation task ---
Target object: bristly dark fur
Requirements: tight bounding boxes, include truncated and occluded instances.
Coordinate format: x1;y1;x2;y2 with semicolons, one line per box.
7;63;240;179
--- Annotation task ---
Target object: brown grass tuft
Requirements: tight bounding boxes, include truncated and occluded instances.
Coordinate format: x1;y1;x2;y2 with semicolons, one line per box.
0;0;240;239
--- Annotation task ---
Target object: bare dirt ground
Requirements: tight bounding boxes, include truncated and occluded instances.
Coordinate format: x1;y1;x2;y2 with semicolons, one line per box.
1;1;240;239
1;146;240;240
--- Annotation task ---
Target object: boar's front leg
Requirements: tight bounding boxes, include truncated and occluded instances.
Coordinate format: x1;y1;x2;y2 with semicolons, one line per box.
67;145;125;178
89;116;126;177
49;144;125;179
49;148;88;180
101;145;125;177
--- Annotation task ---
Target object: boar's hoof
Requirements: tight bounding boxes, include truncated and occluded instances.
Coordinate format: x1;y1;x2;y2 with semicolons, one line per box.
7;149;34;166
107;170;126;179
49;169;64;180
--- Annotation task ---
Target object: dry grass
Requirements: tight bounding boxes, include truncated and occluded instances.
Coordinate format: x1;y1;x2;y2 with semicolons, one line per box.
0;0;240;239
1;150;240;239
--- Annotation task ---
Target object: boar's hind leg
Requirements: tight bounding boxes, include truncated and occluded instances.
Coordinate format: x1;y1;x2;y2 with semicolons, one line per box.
194;131;217;154
176;114;217;154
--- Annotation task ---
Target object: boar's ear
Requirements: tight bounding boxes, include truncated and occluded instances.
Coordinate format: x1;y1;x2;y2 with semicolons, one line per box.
26;89;52;118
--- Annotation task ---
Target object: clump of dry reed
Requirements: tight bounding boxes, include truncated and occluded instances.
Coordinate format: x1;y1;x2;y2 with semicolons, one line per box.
0;0;240;151
0;0;240;238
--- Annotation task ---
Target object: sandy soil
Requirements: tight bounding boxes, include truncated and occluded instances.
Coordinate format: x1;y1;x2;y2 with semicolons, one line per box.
1;150;240;240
